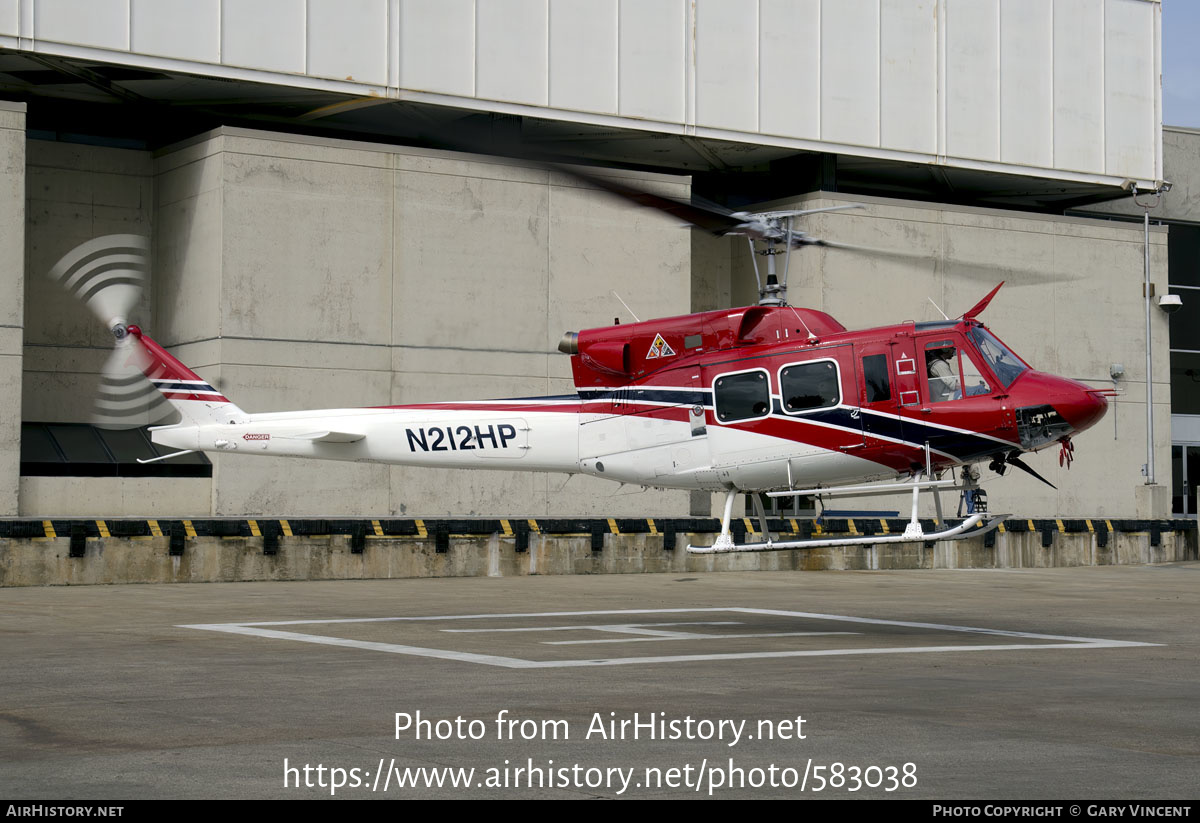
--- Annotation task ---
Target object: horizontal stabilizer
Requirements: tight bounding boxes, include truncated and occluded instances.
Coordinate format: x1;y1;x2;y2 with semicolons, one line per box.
285;431;366;443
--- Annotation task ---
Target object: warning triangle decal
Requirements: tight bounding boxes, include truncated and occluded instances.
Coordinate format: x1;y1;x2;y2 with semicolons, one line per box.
646;333;676;360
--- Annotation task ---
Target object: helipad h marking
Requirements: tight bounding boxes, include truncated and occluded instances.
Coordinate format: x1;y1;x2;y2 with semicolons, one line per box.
179;608;1158;670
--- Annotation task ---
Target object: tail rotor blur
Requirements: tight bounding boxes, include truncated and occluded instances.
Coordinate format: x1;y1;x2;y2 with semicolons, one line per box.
92;338;173;428
48;234;174;428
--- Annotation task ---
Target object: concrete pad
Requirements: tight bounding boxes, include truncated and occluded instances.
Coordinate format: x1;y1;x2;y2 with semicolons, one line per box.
0;565;1195;799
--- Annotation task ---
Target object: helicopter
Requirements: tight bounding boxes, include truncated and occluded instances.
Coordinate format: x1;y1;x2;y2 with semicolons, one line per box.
49;160;1110;555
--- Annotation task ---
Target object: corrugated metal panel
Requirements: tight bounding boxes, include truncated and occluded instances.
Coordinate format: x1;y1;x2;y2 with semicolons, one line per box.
306;0;387;86
477;0;547;106
945;0;999;162
130;0;220;64
399;0;474;96
759;0;819;140
880;0;936;154
1000;0;1053;168
221;0;305;75
0;0;20;37
10;0;1164;187
548;0;617;114
695;0;757;133
821;0;879;149
35;0;129;51
1053;0;1106;174
1105;0;1158;180
618;0;685;123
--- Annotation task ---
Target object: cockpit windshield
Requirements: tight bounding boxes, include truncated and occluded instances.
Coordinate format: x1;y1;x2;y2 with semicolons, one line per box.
967;326;1028;389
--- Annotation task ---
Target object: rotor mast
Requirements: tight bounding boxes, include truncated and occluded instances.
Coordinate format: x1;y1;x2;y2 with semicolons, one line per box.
746;204;863;307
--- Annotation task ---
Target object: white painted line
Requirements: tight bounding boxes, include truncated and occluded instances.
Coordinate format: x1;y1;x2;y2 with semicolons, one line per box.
227;608;736;626
545;631;860;646
179;607;1160;669
441;621;744;633
442;621;860;644
182;623;529;669
515;642;1150;669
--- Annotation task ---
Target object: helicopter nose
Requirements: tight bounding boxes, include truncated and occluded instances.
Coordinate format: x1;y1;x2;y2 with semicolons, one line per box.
1011;372;1109;450
1026;372;1108;433
1055;383;1108;434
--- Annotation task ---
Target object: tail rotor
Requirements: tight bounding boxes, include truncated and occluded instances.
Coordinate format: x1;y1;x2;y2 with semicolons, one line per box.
48;234;174;428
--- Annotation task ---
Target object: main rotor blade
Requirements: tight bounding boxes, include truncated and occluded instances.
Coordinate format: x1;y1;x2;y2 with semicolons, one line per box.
812;237;1083;286
807;238;929;258
417;127;766;238
544;163;752;237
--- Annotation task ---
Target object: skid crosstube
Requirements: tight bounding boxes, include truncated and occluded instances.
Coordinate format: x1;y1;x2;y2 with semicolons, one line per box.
687;513;1009;554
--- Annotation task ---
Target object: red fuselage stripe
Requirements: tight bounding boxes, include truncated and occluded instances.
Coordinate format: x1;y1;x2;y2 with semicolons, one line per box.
160;391;231;403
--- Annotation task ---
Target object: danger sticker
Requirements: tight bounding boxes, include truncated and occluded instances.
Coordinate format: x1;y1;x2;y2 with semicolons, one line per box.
646;333;676;360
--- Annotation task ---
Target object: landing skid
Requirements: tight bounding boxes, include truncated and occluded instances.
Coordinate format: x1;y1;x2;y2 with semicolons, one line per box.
687;461;1004;555
687;512;1008;554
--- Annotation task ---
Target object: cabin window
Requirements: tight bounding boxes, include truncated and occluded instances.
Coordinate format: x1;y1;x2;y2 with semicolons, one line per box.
714;370;771;422
862;354;891;403
780;360;840;413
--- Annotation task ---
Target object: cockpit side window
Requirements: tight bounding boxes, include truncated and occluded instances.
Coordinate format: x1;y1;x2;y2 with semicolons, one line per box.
967;326;1028;388
924;340;959;403
960;349;992;398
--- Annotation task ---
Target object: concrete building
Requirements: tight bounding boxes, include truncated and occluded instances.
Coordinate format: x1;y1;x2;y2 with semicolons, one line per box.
0;0;1177;519
1076;126;1200;516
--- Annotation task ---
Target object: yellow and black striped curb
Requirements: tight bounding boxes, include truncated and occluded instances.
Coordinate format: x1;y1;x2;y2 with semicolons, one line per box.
0;517;1192;555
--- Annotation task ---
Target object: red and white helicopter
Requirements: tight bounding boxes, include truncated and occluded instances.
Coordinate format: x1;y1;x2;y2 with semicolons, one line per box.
51;164;1109;555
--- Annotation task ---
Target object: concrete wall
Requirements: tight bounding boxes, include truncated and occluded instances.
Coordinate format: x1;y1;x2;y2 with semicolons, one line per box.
0;100;23;515
16;138;208;517
717;193;1171;518
18;477;212;517
1;528;1192;587
22;139;153;423
145;128;694;517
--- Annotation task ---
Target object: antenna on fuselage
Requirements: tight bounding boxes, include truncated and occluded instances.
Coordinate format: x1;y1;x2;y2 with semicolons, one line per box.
610;290;641;323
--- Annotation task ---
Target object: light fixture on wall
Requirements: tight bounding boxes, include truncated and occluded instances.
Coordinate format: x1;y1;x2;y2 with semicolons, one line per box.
1109;363;1124;441
1158;294;1182;314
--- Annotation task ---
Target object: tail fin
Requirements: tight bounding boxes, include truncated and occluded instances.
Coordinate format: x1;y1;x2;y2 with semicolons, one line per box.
125;325;247;426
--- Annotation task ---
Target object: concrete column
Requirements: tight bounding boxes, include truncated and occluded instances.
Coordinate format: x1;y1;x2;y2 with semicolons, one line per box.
0;101;25;515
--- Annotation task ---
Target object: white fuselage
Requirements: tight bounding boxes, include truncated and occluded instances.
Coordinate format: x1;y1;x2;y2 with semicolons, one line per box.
149;398;892;492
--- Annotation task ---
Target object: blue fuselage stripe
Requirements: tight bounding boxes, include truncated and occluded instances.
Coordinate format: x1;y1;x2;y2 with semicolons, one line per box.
576;387;1010;462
